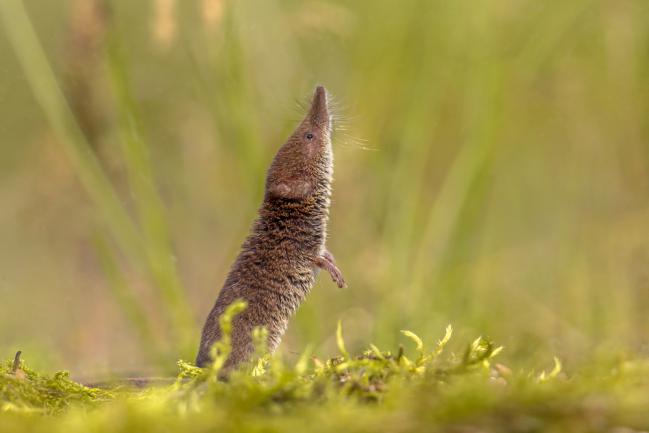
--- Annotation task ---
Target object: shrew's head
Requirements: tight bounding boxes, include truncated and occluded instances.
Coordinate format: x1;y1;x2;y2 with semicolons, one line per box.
265;86;333;201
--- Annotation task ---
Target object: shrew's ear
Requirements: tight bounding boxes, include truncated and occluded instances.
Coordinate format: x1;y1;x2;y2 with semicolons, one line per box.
268;179;312;199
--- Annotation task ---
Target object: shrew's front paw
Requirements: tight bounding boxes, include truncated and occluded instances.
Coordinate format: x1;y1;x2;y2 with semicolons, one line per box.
314;251;347;288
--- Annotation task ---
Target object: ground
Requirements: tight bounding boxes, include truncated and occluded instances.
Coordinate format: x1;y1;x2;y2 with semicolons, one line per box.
2;310;649;433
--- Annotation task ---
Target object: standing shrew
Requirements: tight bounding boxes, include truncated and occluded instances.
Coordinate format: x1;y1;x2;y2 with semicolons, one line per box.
196;86;346;369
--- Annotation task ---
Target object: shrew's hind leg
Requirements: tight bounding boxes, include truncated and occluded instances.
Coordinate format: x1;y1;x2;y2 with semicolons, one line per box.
314;250;347;288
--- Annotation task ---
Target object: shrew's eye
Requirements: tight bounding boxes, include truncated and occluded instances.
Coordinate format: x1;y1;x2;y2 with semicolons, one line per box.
305;132;314;140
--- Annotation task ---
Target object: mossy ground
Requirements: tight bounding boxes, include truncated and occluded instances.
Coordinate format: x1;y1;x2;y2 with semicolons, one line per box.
3;317;649;433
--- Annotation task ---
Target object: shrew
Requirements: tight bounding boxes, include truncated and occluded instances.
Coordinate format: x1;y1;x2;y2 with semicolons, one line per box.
196;86;346;370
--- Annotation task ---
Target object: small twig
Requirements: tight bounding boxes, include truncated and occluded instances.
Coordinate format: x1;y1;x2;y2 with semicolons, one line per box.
396;345;404;362
12;350;22;373
85;377;183;389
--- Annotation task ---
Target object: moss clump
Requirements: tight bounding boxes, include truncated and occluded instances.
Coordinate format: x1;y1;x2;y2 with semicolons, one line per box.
0;354;112;414
2;318;649;432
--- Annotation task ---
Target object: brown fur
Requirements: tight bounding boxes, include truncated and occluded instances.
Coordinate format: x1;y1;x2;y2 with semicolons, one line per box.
196;86;346;370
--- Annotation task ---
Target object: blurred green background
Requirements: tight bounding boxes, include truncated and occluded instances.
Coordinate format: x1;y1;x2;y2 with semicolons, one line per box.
1;0;648;376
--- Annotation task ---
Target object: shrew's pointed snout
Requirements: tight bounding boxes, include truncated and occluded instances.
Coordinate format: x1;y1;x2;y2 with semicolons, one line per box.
308;85;329;128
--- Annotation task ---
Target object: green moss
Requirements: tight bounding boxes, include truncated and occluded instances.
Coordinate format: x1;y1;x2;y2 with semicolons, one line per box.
0;355;112;414
2;324;649;432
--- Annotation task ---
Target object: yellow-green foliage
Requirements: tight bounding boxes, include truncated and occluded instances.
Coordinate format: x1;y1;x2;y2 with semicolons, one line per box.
2;319;649;432
0;358;111;414
2;0;649;372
